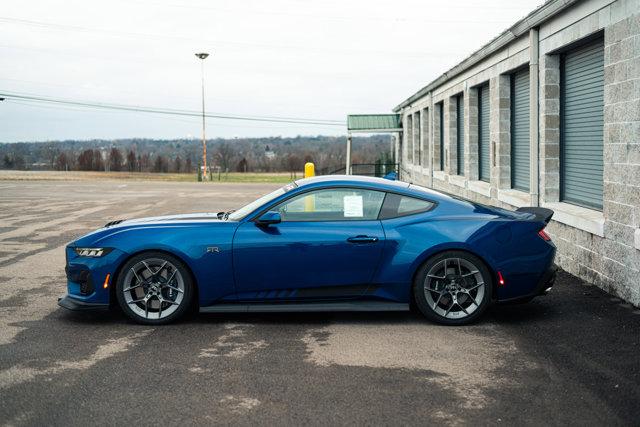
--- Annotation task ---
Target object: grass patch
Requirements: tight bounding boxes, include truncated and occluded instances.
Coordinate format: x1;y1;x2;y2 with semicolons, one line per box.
0;170;299;183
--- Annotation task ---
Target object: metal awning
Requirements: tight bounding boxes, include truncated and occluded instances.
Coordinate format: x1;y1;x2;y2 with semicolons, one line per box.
344;114;402;176
347;114;402;133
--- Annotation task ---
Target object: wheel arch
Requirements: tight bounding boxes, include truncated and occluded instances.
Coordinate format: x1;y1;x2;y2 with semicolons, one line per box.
408;246;497;306
109;248;200;309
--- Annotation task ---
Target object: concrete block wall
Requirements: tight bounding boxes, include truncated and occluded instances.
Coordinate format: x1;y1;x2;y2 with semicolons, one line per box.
397;0;640;306
493;75;512;192
466;88;479;181
421;107;430;168
446;97;457;175
601;13;640;303
433;103;442;171
413;111;421;165
539;54;561;204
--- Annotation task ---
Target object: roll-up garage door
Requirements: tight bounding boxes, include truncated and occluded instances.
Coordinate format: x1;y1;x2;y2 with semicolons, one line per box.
478;83;490;182
511;68;530;191
457;95;464;175
561;39;604;210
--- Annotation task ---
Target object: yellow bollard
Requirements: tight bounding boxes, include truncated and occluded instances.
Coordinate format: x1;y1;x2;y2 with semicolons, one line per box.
304;162;315;212
304;162;315;178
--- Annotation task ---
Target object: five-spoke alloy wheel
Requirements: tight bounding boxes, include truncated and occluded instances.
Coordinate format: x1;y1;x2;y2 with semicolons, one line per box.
116;252;194;325
413;251;492;325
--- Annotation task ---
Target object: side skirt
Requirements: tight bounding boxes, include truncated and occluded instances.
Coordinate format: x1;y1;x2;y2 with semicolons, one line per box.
200;301;409;313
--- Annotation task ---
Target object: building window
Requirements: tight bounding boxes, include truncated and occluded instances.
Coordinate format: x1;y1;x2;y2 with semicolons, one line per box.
511;68;530;191
414;111;421;166
406;114;413;164
438;102;444;171
478;83;490;182
456;94;464;175
560;38;604;210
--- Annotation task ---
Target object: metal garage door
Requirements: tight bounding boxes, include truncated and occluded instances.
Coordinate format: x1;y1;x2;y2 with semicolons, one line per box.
457;94;464;175
511;68;530;191
561;39;604;210
478;84;490;182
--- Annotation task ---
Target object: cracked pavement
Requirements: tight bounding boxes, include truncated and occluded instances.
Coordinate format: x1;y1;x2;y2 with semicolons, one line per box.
0;179;639;426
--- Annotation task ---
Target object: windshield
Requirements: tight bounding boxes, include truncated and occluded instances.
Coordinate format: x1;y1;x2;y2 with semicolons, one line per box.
227;182;296;221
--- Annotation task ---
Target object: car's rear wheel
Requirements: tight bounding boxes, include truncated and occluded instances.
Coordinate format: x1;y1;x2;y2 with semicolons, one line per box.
413;251;492;325
116;252;194;325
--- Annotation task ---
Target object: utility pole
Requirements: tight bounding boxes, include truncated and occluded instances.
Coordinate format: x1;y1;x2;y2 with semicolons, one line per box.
195;52;210;180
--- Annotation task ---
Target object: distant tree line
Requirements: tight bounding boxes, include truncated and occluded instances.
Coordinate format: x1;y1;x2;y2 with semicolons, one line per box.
0;135;393;174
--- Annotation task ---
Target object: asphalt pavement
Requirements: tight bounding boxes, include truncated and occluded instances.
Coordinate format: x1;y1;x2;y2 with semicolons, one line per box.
0;179;639;426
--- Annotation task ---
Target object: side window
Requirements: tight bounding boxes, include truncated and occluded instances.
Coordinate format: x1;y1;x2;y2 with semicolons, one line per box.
274;188;385;222
379;193;434;219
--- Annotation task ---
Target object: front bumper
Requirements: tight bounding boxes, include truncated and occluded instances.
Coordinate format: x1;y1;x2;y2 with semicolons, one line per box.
58;295;110;311
62;246;127;306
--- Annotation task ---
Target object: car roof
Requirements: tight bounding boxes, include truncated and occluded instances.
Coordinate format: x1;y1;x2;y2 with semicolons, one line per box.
294;175;455;203
295;175;409;190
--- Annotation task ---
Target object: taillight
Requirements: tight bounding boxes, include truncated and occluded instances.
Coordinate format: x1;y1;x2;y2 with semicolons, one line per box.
538;229;551;241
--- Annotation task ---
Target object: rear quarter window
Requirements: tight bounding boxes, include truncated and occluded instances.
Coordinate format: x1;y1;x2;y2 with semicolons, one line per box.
379;193;435;219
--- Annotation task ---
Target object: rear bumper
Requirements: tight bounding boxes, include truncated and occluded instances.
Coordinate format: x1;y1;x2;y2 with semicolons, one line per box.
498;264;557;304
58;295;110;311
536;264;557;295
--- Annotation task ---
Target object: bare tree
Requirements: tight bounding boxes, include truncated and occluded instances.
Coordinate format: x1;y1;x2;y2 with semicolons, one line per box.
2;154;13;169
55;152;70;171
109;148;123;171
77;150;93;171
215;142;234;172
153;155;168;173
127;150;137;172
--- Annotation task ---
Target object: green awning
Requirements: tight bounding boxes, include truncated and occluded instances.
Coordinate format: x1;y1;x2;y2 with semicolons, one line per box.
347;114;402;132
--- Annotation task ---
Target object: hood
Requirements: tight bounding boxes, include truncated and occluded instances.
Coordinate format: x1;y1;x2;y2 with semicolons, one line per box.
69;212;230;248
107;212;222;227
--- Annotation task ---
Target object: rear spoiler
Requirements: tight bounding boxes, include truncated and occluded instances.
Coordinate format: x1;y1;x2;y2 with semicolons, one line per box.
516;207;554;225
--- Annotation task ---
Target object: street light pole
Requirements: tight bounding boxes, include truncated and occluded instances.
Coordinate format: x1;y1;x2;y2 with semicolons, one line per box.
195;52;209;180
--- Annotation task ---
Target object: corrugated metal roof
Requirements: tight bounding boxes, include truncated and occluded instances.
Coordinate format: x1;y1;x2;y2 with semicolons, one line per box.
347;114;402;131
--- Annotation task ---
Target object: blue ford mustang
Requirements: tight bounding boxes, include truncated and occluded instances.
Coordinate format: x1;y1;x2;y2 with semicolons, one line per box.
59;176;556;325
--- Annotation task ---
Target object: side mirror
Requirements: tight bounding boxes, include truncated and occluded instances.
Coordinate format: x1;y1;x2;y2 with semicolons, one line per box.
256;211;281;226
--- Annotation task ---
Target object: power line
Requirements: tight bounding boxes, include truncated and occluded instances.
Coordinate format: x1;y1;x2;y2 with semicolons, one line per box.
0;91;346;127
9;99;342;132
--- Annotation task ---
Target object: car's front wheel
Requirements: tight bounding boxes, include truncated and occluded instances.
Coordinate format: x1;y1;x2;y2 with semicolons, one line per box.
116;252;194;325
413;251;492;325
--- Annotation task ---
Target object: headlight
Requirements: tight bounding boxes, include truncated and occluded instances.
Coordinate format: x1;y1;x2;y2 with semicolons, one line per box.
74;247;113;257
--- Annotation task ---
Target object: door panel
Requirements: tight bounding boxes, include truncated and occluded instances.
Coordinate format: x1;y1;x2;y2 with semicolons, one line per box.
232;221;385;300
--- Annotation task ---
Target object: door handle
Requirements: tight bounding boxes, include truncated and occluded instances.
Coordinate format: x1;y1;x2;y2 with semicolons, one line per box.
347;235;379;244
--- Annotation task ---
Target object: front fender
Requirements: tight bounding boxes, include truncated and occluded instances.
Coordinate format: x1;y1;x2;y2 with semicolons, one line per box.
72;223;238;306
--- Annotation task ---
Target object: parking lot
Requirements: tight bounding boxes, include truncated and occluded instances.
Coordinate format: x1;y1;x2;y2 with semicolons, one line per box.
0;179;639;426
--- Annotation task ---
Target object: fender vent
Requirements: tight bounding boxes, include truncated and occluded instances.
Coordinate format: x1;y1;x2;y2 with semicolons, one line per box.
104;219;125;227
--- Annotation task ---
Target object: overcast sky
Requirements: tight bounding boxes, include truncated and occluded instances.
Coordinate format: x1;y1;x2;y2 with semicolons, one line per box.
0;0;542;142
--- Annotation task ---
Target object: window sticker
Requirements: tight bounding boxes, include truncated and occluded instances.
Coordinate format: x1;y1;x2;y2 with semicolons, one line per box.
343;195;363;217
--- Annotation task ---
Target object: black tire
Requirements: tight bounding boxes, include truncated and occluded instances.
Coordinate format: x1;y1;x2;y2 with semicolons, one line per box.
116;251;194;325
413;250;493;325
